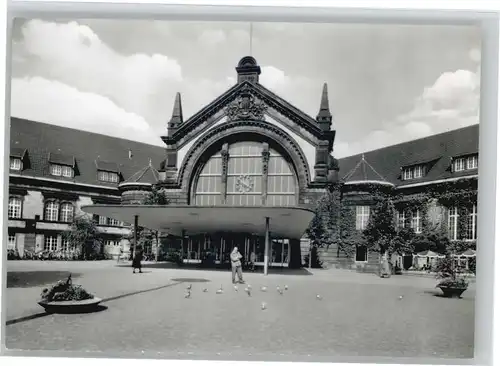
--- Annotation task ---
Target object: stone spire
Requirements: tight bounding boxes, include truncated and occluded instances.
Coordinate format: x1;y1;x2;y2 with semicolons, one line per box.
236;56;261;84
316;83;332;132
167;92;183;136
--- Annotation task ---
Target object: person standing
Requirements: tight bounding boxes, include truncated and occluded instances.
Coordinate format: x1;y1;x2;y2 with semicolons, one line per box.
230;247;244;284
132;244;143;274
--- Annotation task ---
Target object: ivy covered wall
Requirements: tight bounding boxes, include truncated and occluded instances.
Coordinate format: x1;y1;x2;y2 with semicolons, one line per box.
306;177;478;272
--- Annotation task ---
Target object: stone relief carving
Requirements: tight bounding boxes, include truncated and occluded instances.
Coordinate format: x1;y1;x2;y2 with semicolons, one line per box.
225;89;267;121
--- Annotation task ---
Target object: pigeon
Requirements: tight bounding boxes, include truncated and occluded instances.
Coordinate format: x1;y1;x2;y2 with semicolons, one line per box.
186;284;192;290
244;287;252;296
398;295;404;300
316;294;322;300
284;285;288;291
261;302;267;310
202;288;208;292
234;285;239;292
277;288;284;295
184;291;191;299
261;286;267;292
216;285;223;294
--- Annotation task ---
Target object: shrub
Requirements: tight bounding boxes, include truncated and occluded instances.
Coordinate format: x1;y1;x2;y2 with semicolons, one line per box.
40;274;94;302
435;255;469;289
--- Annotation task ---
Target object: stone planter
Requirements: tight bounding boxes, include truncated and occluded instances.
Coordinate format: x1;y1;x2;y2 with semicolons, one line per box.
38;297;103;313
438;287;467;298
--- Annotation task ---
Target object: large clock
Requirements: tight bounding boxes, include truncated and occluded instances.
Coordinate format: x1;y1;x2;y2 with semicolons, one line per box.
235;174;254;193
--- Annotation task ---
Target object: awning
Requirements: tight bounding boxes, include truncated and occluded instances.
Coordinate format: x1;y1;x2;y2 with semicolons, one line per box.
414;250;445;258
81;205;315;239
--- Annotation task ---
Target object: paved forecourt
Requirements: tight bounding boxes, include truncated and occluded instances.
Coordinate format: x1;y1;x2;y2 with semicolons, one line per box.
4;260;475;359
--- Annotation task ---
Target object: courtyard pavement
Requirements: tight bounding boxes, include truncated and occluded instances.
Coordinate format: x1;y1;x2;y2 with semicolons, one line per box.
3;260;475;360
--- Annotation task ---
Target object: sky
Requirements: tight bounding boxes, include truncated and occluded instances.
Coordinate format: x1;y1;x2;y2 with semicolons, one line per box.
10;19;481;158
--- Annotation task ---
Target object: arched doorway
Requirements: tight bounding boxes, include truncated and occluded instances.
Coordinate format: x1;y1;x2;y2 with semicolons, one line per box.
188;139;298;268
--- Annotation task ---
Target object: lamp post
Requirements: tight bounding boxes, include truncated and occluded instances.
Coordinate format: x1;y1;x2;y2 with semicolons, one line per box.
132;214;138;259
264;217;270;275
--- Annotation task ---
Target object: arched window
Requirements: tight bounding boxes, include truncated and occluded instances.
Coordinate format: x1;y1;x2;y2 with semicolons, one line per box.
193;141;297;207
60;202;74;223
45;201;59;221
8;197;22;219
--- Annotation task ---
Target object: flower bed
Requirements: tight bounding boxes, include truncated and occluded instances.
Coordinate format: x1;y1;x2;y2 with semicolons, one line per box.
38;274;102;313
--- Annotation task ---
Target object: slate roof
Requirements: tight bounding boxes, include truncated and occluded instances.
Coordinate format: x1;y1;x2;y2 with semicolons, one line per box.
341;154;392;185
337;124;479;188
9;117;165;188
121;162;161;185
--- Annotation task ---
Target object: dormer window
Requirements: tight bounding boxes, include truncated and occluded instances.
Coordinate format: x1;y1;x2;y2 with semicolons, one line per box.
10;157;22;170
10;147;27;171
50;164;74;177
98;170;119;183
95;159;120;183
453;154;478;172
48;152;75;178
402;164;425;180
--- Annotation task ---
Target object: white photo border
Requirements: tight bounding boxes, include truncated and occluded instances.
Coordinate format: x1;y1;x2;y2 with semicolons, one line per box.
1;1;499;366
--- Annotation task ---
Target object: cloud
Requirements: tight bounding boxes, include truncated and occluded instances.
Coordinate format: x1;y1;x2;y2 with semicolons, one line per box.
335;59;480;158
16;19;184;127
11;77;164;146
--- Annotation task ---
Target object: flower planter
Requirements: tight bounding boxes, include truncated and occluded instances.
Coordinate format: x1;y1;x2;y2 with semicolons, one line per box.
38;297;103;313
438;286;467;298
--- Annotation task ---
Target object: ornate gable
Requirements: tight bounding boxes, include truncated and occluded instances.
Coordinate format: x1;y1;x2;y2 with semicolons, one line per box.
160;56;338;188
162;80;324;149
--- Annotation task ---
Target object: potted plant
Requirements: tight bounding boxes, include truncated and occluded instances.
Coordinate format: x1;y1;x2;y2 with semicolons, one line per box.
38;274;102;313
435;255;469;298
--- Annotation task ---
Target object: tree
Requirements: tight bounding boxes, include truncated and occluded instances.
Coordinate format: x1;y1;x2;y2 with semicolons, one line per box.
363;194;397;277
62;215;102;260
139;186;170;261
305;186;341;268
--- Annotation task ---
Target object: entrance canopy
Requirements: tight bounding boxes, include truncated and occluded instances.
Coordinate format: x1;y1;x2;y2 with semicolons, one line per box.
81;205;315;239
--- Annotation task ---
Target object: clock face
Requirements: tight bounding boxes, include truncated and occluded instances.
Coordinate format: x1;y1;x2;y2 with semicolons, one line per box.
236;175;254;193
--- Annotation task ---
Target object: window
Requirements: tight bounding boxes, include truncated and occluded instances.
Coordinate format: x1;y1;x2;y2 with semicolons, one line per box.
105;240;120;246
402;168;413;180
108;218;121;227
410;209;422;234
8;197;22;219
60;203;74;223
98;171;119;183
448;207;459;241
355;206;370;231
453;155;478;172
61;238;70;252
98;216;107;225
465;204;477;241
355;245;367;262
414;165;424;179
8;235;16;250
466;155;478;170
44;236;58;251
193;141;297;207
10;157;21;170
62;166;73;178
402;165;425;180
397;210;406;228
51;164;73;177
50;164;62;176
45;201;59;221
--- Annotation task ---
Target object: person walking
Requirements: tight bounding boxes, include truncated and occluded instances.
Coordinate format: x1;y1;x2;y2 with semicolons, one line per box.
230;247;245;284
132;245;143;274
249;251;256;272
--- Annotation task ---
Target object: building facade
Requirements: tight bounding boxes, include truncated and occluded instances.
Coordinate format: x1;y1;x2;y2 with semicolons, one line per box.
7;56;478;271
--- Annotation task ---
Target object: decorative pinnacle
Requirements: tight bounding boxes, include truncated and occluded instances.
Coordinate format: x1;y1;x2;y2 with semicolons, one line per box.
169;92;183;127
317;83;332;119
